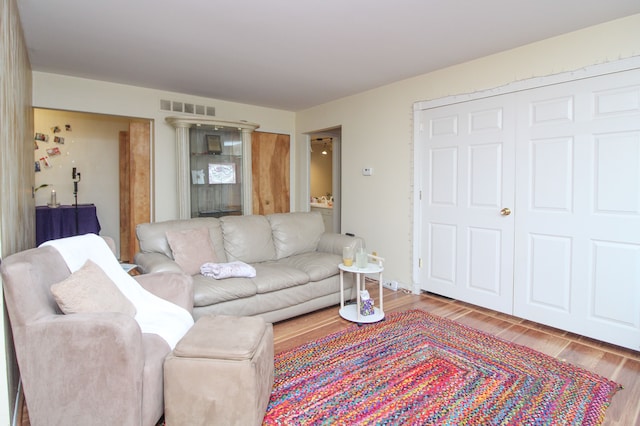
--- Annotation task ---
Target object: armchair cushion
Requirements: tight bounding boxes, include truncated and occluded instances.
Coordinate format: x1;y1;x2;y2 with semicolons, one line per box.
42;234;193;350
51;259;136;316
166;227;218;275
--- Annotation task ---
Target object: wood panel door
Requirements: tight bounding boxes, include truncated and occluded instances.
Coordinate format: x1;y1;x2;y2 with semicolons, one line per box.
419;96;516;314
119;121;150;262
252;132;290;215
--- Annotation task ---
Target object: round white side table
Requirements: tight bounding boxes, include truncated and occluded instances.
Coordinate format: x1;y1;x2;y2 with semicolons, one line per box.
339;261;384;323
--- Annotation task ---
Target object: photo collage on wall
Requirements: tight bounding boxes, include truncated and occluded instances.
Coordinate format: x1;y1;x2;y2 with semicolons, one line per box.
34;123;72;172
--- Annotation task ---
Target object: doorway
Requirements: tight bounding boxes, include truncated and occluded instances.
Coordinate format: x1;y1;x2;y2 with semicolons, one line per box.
309;127;341;233
33;108;151;261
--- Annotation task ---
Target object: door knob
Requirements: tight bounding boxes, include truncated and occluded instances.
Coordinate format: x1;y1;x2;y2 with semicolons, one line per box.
500;207;511;216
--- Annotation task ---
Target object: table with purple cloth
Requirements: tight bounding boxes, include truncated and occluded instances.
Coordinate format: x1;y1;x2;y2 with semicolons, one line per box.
36;204;101;246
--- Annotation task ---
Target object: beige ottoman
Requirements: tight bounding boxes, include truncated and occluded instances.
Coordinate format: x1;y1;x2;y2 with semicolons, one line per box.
164;315;274;426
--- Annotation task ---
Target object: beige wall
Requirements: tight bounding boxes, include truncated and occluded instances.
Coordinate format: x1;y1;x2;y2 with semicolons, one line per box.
296;14;640;288
0;0;33;422
32;74;297;222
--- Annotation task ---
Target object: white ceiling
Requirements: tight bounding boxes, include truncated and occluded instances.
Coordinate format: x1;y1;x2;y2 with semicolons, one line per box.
17;0;640;111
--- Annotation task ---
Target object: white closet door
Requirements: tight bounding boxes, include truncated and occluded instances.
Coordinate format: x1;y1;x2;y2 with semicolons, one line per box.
419;96;516;314
513;69;640;350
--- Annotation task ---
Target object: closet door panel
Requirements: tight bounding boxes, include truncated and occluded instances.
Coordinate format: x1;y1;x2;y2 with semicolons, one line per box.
429;147;457;206
467;227;502;295
526;233;572;313
594;132;640;214
514;84;588;335
420;98;516;314
514;69;640;350
591;241;640;328
530;137;573;212
428;223;457;285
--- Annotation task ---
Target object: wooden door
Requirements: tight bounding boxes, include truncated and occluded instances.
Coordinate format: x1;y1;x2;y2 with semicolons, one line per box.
252;132;290;214
119;121;150;262
419;96;516;314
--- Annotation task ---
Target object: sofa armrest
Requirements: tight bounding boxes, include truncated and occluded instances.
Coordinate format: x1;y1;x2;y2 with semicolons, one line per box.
19;313;148;425
134;252;183;274
317;233;365;256
135;272;194;314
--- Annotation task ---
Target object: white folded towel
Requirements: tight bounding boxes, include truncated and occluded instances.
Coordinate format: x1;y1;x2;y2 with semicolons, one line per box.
201;261;256;279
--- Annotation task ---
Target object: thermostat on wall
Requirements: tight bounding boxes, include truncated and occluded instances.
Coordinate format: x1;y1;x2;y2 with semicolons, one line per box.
362;167;373;176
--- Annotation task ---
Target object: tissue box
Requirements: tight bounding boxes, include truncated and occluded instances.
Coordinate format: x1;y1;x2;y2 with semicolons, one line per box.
360;298;375;316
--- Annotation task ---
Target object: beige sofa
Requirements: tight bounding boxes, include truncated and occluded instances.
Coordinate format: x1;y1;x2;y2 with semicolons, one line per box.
135;212;362;322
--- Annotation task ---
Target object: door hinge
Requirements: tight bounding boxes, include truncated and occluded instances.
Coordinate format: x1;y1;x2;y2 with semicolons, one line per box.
418;258;422;268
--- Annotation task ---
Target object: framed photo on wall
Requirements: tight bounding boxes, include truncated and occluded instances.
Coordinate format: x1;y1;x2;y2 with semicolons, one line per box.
206;135;222;154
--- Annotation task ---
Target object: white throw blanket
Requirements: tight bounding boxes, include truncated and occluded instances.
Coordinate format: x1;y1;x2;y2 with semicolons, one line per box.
201;261;256;279
42;234;193;349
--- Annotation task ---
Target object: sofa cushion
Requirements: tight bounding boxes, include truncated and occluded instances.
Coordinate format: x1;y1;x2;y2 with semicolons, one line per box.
192;274;257;307
267;212;325;260
276;251;342;282
192;284;315;319
166;227;218;275
137;218;227;263
51;260;136;316
252;263;310;293
306;275;343;299
221;215;276;263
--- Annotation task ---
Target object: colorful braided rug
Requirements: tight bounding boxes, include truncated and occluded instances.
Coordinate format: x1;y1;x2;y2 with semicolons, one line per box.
263;309;620;425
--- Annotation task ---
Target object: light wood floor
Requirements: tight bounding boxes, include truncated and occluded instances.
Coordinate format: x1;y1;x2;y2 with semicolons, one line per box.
273;285;640;426
19;286;640;426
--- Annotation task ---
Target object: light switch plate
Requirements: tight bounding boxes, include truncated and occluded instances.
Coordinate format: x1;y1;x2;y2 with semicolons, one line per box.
362;167;373;176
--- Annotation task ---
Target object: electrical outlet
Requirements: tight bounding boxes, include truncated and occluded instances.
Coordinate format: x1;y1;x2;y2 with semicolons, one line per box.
382;280;398;291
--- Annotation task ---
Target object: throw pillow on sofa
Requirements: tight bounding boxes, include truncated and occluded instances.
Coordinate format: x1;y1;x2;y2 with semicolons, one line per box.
166;227;218;275
51;259;136;316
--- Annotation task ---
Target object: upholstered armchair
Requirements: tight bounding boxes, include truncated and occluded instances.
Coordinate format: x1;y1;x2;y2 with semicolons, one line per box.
0;237;194;426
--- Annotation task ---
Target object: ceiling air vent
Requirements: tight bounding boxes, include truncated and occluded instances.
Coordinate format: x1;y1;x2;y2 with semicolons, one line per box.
160;99;215;117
